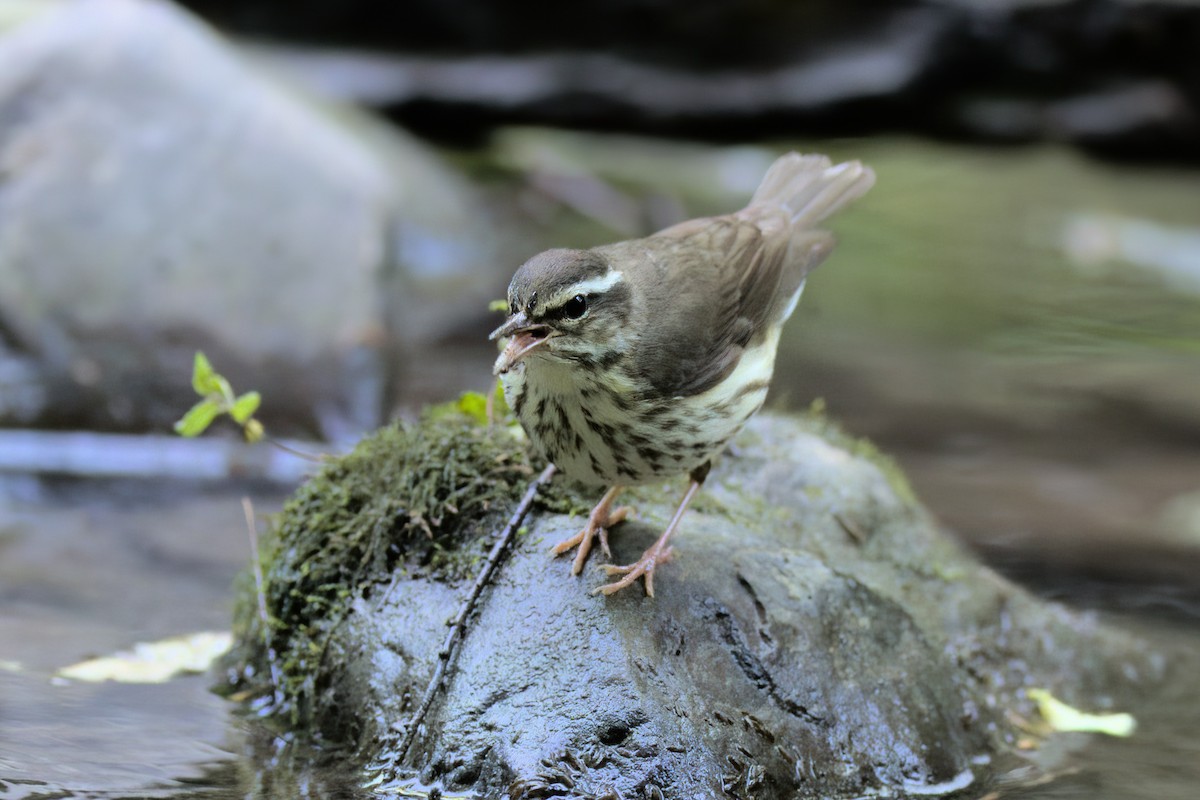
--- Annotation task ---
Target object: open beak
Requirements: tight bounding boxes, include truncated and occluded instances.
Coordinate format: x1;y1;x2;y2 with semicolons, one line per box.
490;312;552;375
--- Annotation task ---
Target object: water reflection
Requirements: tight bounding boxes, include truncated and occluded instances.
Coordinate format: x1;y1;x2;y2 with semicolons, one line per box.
0;489;279;799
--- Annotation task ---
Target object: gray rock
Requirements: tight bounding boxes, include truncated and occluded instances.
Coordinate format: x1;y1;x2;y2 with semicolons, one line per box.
229;411;1165;798
0;0;501;437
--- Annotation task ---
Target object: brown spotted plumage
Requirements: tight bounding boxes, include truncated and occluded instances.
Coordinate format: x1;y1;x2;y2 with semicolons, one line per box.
491;152;874;596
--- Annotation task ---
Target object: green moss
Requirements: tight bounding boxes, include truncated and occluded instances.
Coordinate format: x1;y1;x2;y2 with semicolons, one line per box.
800;399;919;509
227;408;587;728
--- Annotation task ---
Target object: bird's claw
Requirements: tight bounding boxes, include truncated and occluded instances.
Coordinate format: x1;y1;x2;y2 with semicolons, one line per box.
552;505;631;574
594;545;674;597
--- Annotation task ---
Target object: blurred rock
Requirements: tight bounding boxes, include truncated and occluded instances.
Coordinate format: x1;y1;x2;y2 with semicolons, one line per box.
0;344;46;425
191;0;1200;161
1157;491;1200;549
0;0;505;438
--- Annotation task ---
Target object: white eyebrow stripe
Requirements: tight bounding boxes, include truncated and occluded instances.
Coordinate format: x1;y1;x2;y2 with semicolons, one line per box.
570;269;624;296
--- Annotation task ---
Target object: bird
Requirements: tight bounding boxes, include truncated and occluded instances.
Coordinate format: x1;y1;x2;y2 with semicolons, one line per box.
490;152;874;596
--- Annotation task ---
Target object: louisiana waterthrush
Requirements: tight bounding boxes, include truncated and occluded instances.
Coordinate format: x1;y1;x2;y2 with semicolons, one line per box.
491;152;874;596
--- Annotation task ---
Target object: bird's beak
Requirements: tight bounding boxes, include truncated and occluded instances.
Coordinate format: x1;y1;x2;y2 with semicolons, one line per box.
490;312;552;375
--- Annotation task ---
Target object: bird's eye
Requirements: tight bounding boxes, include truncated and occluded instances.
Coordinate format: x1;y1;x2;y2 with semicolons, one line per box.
562;294;588;319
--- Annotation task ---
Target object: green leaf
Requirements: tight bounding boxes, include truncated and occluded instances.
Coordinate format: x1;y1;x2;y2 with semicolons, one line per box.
213;375;236;405
190;352;222;396
174;399;222;437
488;298;509;313
230;391;261;424
455;391;489;426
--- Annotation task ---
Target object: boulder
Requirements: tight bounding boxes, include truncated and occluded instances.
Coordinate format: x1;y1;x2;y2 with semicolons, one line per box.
224;408;1165;798
0;0;503;437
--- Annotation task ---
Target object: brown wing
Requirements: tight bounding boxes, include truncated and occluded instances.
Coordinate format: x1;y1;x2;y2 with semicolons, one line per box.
596;214;794;399
599;153;871;399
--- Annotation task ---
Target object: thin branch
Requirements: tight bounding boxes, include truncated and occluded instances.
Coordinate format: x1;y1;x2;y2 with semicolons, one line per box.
242;497;284;706
264;435;327;462
394;463;557;765
242;497;271;631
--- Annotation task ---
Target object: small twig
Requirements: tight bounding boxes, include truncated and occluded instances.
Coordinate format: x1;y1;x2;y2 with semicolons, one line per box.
265;435;327;462
242;497;283;705
394;463;556;765
242;498;271;629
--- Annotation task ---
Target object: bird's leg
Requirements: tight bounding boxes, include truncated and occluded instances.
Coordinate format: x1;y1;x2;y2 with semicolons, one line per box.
552;485;631;575
596;463;710;597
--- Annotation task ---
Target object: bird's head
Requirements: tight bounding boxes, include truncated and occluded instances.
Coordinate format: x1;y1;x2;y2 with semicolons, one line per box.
490;248;631;375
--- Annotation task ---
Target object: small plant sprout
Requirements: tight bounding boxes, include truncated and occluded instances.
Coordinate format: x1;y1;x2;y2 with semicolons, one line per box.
174;351;264;442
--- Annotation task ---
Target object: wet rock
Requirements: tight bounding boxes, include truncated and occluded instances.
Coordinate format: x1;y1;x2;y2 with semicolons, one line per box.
0;0;502;437
226;410;1165;798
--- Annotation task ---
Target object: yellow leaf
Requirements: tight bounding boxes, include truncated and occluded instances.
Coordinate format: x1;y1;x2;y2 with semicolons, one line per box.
57;631;233;684
243;418;265;443
1027;688;1136;737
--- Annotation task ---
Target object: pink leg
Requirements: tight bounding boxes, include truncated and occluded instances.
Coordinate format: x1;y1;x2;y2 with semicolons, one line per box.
595;478;703;597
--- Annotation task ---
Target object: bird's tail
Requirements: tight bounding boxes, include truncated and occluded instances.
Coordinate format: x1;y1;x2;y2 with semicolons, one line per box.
746;152;875;229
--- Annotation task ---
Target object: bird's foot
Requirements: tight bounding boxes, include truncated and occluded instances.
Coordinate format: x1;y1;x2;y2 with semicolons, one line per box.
552;499;632;575
595;543;674;597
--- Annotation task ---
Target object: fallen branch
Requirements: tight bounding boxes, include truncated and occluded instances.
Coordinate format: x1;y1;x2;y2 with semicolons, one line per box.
393;463;557;766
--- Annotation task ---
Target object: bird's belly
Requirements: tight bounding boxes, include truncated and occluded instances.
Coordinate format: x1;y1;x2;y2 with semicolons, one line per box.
523;392;722;487
504;334;778;486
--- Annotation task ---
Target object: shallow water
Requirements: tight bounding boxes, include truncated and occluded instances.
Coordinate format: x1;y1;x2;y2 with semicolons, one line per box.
2;136;1198;799
781;140;1200;596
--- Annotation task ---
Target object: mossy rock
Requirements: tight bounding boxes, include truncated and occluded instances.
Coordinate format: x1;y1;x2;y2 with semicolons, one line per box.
227;408;585;730
224;408;1164;798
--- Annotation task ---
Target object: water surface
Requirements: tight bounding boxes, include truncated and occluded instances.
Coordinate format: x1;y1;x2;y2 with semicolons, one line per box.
2;136;1198;799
